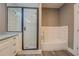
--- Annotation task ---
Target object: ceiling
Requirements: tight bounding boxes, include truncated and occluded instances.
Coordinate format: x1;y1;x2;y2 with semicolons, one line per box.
42;3;64;8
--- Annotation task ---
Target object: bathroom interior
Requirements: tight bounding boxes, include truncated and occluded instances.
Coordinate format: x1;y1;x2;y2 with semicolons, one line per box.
0;3;79;56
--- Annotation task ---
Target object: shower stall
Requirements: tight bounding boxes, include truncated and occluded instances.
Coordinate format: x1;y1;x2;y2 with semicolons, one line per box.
8;7;38;50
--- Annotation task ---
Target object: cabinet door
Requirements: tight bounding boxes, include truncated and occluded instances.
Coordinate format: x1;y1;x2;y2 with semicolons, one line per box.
0;37;16;56
16;33;22;52
0;39;11;56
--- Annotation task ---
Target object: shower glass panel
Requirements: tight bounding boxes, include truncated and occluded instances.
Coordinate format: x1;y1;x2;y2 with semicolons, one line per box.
8;8;22;31
8;7;38;50
23;8;38;49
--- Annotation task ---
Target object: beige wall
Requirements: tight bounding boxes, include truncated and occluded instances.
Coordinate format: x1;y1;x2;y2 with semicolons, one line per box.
0;3;7;32
59;3;74;49
42;8;59;26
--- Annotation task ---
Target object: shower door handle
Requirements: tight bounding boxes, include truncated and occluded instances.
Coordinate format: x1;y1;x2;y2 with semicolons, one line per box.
24;27;26;31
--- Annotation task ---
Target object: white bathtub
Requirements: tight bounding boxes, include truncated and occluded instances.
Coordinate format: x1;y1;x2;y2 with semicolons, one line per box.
41;26;68;51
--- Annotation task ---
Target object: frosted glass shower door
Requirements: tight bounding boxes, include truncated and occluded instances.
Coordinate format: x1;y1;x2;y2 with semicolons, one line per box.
23;8;38;49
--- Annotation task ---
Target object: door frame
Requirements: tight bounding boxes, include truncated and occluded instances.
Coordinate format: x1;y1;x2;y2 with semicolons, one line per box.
73;4;79;55
7;6;39;50
22;8;39;50
74;4;79;55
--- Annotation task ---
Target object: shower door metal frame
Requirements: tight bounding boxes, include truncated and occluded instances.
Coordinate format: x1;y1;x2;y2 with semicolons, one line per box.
7;7;39;50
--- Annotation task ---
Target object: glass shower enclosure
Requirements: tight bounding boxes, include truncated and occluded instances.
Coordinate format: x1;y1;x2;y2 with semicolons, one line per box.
8;7;38;50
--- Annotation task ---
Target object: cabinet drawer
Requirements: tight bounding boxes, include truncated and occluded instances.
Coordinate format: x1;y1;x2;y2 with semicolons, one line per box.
0;36;17;56
0;41;11;48
0;42;16;56
0;38;11;45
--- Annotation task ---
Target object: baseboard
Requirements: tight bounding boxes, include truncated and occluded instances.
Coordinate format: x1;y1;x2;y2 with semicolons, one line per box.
67;48;77;56
18;50;42;55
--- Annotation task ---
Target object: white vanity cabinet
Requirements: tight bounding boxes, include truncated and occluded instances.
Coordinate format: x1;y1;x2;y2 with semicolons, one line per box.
0;35;18;56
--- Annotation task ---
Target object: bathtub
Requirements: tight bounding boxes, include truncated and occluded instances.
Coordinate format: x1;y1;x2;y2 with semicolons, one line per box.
41;26;68;51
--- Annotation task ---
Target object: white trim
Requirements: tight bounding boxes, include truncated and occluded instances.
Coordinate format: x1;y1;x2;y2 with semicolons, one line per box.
67;48;77;56
18;50;42;55
73;3;78;56
39;3;42;49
